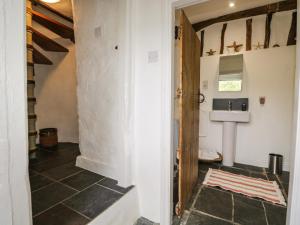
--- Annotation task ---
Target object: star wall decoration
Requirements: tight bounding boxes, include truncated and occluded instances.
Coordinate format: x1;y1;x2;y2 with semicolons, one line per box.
227;41;243;52
253;41;264;50
206;49;216;56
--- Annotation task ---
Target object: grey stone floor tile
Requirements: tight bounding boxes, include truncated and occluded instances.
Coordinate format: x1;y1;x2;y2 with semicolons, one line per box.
186;211;232;225
32;182;77;216
33;204;90;225
234;195;267;225
194;187;232;221
64;184;122;219
61;170;104;191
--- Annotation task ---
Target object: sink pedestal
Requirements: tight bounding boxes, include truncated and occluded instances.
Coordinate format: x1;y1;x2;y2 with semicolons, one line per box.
209;110;250;167
222;122;237;167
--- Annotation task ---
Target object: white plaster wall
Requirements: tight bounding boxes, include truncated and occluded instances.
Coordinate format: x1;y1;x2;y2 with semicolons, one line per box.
33;8;79;143
72;0;132;186
0;1;32;225
132;0;165;222
287;2;300;223
0;2;13;224
199;46;296;171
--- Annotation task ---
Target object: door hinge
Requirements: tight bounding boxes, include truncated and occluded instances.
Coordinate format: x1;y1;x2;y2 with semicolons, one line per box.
176;88;183;98
175;25;182;40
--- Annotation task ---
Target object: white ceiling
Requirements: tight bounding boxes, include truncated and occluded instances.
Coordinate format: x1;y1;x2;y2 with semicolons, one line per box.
184;0;285;24
44;0;73;18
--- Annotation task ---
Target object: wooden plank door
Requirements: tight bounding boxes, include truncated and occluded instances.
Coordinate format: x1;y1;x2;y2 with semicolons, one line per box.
176;10;200;216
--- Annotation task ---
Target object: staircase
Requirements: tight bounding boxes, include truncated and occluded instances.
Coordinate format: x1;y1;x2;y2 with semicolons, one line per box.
26;0;74;153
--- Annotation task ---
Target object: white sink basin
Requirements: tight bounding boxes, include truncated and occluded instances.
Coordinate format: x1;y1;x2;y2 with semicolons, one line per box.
209;110;250;123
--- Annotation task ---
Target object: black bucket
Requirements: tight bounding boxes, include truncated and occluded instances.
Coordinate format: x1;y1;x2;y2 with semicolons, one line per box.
269;154;283;175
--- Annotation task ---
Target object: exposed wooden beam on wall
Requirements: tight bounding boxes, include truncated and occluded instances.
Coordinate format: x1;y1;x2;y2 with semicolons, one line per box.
192;0;297;31
287;11;297;45
264;13;273;48
246;19;252;51
200;30;205;57
27;26;69;52
31;0;74;23
220;23;227;54
28;8;75;42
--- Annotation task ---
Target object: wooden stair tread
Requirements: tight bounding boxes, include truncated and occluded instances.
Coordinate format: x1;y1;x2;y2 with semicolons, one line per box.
31;0;74;23
28;114;37;119
28;26;69;52
30;45;53;65
33;48;53;65
27;80;36;84
28;97;36;101
29;8;75;42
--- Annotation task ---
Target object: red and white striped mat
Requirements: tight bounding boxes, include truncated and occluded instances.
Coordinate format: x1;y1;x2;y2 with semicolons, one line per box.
203;168;286;206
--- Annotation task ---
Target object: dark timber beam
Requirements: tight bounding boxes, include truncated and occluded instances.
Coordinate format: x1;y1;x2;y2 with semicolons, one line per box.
200;30;205;57
264;13;273;48
27;26;69;52
28;8;75;42
246;19;252;51
193;0;297;31
31;0;73;23
220;23;227;54
287;11;297;45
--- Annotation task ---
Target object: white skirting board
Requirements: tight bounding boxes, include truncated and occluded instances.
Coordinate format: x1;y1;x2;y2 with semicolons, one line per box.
76;156;118;182
87;187;140;225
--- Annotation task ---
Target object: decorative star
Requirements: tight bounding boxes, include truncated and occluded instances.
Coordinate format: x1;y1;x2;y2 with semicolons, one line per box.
206;49;216;56
253;41;264;50
227;41;243;52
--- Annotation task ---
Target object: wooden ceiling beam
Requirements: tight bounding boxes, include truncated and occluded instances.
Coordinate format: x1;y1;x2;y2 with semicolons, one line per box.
28;8;75;42
31;0;73;23
27;26;69;52
192;0;297;31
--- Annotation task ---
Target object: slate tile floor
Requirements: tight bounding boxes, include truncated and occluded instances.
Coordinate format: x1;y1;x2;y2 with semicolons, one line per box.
29;143;132;225
175;162;289;225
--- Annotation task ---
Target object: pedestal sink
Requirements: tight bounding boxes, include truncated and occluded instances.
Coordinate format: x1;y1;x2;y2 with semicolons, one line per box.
209;111;250;167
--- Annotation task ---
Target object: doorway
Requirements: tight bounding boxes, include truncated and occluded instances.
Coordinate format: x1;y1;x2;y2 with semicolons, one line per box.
171;1;297;224
26;1;134;225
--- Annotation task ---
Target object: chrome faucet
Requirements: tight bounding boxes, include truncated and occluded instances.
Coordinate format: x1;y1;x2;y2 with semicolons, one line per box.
228;101;232;111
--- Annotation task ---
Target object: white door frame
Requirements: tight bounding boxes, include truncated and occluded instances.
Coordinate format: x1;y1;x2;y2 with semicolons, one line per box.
1;0;32;225
160;0;300;224
287;1;300;224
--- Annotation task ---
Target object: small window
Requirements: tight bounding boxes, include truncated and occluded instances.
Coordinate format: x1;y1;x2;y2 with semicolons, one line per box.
218;54;243;92
218;74;242;92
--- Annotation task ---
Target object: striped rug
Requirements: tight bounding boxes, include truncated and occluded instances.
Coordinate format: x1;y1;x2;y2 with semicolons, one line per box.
203;168;286;206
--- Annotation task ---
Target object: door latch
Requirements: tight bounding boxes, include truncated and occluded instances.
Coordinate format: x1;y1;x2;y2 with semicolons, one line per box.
176;88;183;98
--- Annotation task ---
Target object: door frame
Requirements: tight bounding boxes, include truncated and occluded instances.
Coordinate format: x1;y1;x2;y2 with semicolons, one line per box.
1;1;32;225
160;0;300;224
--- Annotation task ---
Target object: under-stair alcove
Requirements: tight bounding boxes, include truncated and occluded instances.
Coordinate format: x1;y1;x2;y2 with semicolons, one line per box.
27;1;136;225
30;0;78;147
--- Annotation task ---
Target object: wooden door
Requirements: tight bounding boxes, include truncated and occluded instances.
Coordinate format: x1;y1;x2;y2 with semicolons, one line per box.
176;10;200;216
